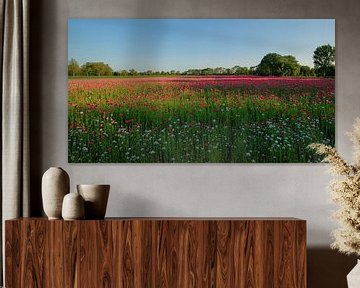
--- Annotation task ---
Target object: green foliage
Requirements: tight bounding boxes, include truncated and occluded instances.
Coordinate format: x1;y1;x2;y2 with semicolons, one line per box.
313;44;335;77
81;62;113;76
325;65;335;77
256;53;300;76
119;70;129;76
299;65;315;76
281;55;300;76
201;68;214;75
232;66;250;75
181;66;253;76
68;58;81;76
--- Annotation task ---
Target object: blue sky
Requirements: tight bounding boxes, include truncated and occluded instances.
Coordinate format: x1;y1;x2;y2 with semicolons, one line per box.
68;19;335;71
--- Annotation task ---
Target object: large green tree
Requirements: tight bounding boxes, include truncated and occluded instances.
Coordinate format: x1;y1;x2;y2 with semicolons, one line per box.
280;55;300;76
81;62;113;76
313;44;335;77
256;53;300;76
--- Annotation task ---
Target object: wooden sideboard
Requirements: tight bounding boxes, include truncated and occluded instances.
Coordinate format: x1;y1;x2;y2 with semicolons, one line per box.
5;217;306;287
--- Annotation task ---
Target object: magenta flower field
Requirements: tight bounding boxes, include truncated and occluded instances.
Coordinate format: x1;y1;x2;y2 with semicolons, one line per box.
68;75;335;163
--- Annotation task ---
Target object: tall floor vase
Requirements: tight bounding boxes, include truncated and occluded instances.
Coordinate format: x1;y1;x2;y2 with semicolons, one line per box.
347;260;360;288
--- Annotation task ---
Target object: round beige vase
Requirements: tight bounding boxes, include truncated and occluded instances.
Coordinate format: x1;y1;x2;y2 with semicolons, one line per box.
62;192;85;220
42;167;70;219
77;184;110;219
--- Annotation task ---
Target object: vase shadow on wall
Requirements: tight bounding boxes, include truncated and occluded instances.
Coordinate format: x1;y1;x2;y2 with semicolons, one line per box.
29;0;46;217
307;248;357;288
29;0;60;217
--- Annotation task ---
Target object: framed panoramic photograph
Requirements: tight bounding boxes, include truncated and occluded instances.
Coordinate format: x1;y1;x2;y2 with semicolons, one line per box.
68;19;335;163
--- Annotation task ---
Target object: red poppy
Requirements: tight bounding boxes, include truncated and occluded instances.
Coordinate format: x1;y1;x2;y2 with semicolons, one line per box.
124;119;134;124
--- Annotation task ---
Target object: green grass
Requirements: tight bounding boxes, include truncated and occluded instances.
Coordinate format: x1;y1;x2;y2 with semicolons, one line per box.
68;77;335;163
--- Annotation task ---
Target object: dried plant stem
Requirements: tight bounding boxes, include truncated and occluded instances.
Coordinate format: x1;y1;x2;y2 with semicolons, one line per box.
309;118;360;256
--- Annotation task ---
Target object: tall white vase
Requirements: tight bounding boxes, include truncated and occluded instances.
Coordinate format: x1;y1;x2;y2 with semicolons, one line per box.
347;260;360;288
42;167;70;219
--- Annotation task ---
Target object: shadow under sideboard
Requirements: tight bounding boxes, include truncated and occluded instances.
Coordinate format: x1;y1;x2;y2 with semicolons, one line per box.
307;248;356;288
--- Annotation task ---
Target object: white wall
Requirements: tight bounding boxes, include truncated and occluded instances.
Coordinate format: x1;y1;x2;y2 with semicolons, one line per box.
32;0;360;247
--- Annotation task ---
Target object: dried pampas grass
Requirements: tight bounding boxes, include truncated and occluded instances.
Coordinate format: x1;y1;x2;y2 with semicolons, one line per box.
309;118;360;256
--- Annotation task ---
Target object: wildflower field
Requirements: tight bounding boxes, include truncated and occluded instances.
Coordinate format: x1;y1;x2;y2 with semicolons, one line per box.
68;76;335;163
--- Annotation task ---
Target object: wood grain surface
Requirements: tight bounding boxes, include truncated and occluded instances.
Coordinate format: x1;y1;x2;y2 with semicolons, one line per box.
5;218;306;287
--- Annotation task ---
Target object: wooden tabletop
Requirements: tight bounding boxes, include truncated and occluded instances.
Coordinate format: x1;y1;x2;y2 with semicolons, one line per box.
6;216;305;221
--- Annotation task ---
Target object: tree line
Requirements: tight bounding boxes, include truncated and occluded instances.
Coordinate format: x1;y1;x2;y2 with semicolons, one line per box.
68;44;335;78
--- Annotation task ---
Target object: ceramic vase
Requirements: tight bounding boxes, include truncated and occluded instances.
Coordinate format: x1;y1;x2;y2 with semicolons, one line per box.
347;259;360;288
62;192;85;220
42;167;70;219
77;184;110;219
